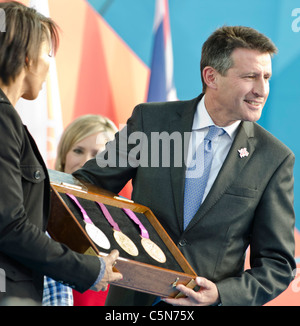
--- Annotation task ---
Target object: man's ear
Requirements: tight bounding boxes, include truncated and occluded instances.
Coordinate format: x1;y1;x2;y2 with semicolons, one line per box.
202;66;218;90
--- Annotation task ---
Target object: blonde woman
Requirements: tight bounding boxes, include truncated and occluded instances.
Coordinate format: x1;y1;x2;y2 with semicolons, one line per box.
43;114;118;306
56;114;118;174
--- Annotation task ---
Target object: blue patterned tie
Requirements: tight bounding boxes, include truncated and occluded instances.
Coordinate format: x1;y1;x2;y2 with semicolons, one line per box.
183;125;224;229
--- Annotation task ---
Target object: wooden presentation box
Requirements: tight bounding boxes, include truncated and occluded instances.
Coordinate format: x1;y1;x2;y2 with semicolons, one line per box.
47;170;197;298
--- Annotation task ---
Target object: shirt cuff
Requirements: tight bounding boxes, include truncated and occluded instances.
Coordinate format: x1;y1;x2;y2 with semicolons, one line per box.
92;257;106;287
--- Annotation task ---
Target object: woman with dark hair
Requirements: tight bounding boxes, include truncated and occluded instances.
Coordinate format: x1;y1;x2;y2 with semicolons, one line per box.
0;1;121;305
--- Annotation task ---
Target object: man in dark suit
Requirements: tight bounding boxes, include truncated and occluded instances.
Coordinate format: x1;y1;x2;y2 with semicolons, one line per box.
74;26;296;306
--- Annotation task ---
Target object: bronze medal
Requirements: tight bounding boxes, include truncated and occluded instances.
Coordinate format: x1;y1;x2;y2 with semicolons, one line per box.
141;237;167;263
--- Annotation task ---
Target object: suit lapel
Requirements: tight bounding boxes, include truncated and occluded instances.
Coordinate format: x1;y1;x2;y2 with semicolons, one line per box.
185;121;256;231
169;95;202;231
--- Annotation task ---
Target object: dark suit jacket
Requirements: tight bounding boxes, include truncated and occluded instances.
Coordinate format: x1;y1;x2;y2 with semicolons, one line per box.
0;89;100;303
74;94;296;306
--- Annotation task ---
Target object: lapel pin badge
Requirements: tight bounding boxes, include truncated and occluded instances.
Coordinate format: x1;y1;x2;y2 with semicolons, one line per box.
238;147;249;158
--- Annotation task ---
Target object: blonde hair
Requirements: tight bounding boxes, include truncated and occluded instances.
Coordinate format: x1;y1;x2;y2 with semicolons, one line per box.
55;114;118;171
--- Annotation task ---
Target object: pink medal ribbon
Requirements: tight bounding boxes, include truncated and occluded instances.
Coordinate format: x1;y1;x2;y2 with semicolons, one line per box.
97;202;139;256
122;208;149;239
66;193;110;249
122;208;166;263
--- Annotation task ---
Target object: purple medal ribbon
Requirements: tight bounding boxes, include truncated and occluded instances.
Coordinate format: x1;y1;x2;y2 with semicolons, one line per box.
122;208;167;263
122;208;149;239
97;202;121;231
96;202;139;256
66;193;110;249
97;203;166;263
66;193;93;224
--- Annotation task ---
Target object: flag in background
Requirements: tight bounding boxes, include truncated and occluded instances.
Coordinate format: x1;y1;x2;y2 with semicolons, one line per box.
16;0;63;169
147;0;177;102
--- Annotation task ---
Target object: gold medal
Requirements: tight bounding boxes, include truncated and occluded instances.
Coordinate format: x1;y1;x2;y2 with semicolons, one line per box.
97;202;139;257
122;208;167;263
113;230;139;256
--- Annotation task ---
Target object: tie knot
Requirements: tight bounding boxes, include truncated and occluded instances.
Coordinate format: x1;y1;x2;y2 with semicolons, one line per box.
205;125;224;141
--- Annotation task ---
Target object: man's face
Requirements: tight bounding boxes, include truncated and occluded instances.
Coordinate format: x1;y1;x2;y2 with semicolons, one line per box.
211;48;272;126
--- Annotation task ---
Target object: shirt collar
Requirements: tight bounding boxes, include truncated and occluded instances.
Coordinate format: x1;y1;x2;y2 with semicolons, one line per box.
193;95;241;139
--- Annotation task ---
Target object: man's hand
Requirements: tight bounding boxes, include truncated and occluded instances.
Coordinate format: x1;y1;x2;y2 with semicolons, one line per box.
91;250;123;292
162;277;220;306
